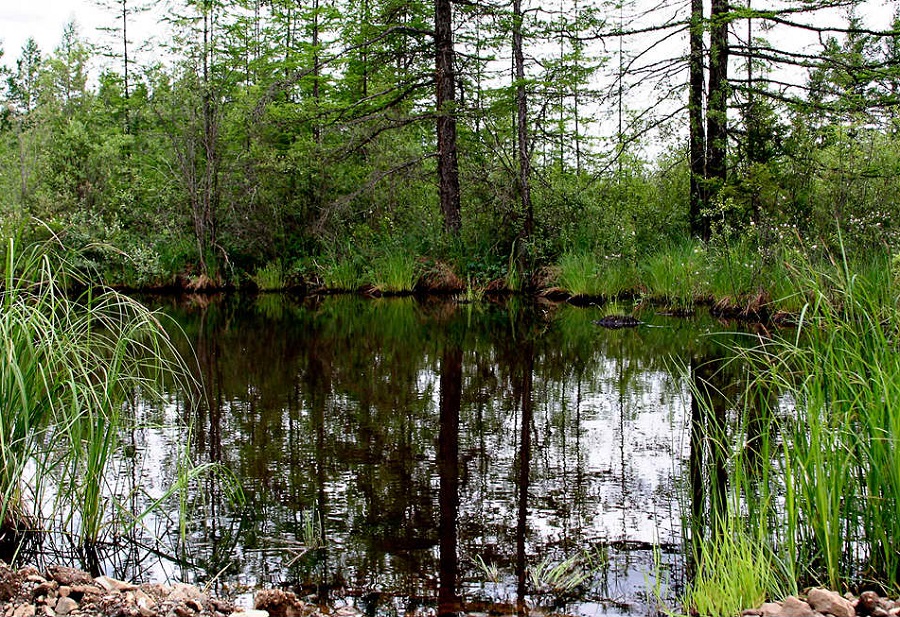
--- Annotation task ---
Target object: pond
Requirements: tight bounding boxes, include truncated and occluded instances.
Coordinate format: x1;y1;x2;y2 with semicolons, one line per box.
45;294;747;616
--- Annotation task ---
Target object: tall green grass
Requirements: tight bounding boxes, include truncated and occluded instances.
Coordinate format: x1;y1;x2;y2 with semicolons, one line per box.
368;251;420;293
557;251;640;298
640;241;707;306
0;239;192;550
684;250;900;612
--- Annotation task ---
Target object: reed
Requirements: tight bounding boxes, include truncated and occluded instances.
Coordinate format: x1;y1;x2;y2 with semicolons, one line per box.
252;260;286;291
0;239;192;549
684;248;900;608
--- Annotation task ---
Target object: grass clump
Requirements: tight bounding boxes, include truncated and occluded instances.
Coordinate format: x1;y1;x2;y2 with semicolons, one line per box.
686;248;900;601
557;251;602;296
252;260;285;291
641;240;707;307
685;523;786;617
317;255;363;291
368;251;420;293
0;238;194;551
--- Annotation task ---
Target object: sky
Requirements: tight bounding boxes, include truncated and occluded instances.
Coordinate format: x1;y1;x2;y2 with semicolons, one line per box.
0;0;167;72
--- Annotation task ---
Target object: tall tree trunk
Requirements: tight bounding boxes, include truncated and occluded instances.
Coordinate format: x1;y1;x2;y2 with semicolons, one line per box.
435;0;462;234
121;0;131;134
706;0;729;201
513;0;533;242
688;0;708;241
200;3;220;279
312;0;322;146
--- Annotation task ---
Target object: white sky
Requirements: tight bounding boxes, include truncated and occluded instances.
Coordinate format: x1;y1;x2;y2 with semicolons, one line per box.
0;0;167;72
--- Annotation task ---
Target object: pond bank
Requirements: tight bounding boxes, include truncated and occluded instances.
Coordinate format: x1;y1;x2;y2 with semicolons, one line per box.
4;561;900;617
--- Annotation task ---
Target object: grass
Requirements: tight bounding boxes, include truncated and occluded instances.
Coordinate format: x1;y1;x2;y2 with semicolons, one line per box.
683;247;900;611
556;251;640;298
252;260;286;291
684;520;787;617
0;238;196;552
640;240;707;307
368;251;420;293
317;256;363;291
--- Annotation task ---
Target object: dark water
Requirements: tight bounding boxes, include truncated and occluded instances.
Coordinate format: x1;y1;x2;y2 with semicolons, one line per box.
69;295;742;615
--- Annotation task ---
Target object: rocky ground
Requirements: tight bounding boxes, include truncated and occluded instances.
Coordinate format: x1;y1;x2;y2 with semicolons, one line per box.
3;561;900;617
0;563;333;617
742;588;900;617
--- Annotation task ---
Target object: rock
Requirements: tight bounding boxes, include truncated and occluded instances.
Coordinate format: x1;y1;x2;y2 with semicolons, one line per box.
229;611;269;617
860;592;881;614
133;588;157;617
808;588;855;617
47;566;93;587
755;602;786;617
0;564;21;602
780;596;818;617
169;583;204;604
332;607;361;617
96;576;138;593
13;605;35;617
55;596;79;616
254;589;306;617
172;605;196;617
33;580;59;600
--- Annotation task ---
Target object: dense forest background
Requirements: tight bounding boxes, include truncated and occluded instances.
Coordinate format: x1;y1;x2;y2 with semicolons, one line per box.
0;0;898;291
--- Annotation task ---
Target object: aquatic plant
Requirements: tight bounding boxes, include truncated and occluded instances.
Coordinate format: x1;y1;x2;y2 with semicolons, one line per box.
0;239;193;551
684;248;900;606
368;251;420;293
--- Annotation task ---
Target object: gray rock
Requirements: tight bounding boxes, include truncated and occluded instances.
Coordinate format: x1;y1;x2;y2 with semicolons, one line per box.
229;611;269;617
808;588;855;617
55;596;79;616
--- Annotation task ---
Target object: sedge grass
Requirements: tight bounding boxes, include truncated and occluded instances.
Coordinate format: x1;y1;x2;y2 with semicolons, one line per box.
640;240;707;307
0;238;203;552
684;248;900;604
252;260;286;291
368;251;420;293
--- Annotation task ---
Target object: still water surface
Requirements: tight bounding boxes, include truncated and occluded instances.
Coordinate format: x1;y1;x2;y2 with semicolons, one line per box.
90;295;739;615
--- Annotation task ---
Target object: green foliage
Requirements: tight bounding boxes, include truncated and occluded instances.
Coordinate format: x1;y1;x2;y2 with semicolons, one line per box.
640;240;707;306
686;252;900;596
368;250;420;294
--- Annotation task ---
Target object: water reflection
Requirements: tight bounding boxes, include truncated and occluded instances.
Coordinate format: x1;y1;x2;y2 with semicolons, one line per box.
130;294;739;614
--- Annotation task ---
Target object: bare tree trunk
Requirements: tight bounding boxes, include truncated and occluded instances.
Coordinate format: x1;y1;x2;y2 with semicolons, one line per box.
689;0;708;241
435;0;462;234
706;0;729;200
312;0;322;146
513;0;533;241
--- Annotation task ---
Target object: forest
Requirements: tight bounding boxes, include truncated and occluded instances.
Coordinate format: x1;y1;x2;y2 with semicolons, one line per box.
0;0;898;302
